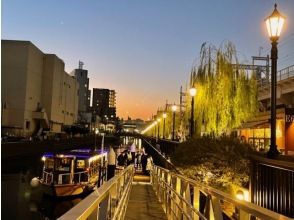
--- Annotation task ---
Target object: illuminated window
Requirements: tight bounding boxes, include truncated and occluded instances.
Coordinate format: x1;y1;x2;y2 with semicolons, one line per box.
45;158;54;170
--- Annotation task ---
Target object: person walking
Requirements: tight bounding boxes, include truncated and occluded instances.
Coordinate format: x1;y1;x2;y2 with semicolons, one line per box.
141;153;148;175
130;142;136;163
117;152;125;166
126;151;132;166
146;155;153;176
107;147;116;180
136;152;142;170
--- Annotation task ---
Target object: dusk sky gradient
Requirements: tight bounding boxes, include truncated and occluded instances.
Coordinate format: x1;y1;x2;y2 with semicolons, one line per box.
2;0;294;120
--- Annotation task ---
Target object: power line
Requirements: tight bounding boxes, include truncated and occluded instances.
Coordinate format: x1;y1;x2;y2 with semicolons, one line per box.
261;32;294;55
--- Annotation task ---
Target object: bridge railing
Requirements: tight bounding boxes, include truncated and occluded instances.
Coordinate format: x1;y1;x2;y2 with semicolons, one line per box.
258;64;294;90
142;137;179;172
151;165;292;220
58;165;134;220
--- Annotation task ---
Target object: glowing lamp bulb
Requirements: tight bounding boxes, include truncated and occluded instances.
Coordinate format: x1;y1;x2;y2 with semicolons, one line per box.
236;190;244;201
265;4;285;41
189;87;197;97
172;105;177;112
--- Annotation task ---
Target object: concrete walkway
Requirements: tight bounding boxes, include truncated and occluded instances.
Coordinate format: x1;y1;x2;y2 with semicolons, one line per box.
124;172;167;220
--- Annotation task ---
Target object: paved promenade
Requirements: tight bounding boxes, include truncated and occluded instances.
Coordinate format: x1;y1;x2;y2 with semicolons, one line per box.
125;172;167;220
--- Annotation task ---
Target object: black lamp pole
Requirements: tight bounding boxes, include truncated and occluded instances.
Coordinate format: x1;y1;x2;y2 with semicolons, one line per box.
163;117;166;139
172;111;176;140
268;40;279;158
264;4;285;157
190;96;195;137
157;122;160;139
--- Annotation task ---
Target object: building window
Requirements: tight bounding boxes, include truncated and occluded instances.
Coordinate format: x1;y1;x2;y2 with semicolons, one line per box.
26;121;30;130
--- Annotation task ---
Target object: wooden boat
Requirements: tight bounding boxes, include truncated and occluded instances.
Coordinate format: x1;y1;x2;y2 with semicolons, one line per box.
40;149;107;198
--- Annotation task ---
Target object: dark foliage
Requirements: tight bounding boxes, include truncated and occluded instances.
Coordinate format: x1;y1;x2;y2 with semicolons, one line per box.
171;136;254;192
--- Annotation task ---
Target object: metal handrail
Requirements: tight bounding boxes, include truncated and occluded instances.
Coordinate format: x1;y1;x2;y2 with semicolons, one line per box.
142;137;179;172
42;171;53;184
258;64;294;90
58;165;134;220
151;165;292;220
57;171;89;185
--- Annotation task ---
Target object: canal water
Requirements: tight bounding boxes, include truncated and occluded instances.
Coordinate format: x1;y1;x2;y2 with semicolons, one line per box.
2;136;141;220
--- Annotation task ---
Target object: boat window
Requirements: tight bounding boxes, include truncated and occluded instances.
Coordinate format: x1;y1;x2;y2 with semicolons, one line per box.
76;160;85;169
55;158;71;172
45;158;54;170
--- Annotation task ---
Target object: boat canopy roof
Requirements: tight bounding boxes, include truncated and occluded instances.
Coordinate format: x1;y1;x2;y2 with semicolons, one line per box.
42;148;107;160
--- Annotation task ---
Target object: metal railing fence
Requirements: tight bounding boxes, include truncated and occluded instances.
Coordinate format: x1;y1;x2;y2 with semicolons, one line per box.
250;156;294;218
151;165;292;220
58;165;134;220
258;64;294;90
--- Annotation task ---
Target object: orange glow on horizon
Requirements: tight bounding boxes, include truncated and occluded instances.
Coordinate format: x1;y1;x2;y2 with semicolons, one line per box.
116;96;159;120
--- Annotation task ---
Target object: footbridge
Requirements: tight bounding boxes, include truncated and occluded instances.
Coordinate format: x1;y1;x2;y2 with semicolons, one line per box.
58;137;291;220
59;164;291;220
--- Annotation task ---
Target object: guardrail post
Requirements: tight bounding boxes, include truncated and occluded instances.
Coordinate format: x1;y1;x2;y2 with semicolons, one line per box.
193;186;200;220
238;209;250;220
162;171;167;213
87;208;98;220
176;177;183;219
183;183;191;220
166;172;172;219
98;194;109;220
211;196;223;220
109;182;118;219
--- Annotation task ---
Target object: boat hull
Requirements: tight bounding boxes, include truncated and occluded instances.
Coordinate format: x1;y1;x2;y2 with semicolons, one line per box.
41;183;94;200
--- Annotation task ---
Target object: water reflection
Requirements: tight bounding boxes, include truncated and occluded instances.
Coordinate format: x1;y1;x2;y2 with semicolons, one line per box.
2;170;92;220
2;137;138;220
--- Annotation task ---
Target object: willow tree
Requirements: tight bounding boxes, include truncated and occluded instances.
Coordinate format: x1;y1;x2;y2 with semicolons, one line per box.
187;41;258;136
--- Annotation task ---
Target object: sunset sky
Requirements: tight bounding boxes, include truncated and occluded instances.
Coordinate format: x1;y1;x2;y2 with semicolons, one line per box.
2;0;294;120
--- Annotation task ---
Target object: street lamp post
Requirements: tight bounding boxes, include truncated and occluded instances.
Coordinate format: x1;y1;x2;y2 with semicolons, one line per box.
189;87;197;137
163;113;167;139
157;118;161;139
172;104;177;141
265;4;285;158
154;121;157;138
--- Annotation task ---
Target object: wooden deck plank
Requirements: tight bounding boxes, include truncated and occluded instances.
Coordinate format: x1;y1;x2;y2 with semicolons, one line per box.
124;183;167;220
